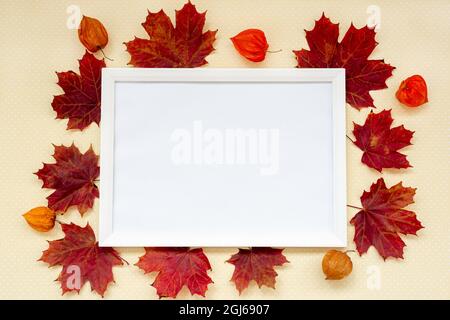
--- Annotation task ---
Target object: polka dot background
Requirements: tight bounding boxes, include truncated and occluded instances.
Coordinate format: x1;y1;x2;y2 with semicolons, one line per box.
0;0;449;299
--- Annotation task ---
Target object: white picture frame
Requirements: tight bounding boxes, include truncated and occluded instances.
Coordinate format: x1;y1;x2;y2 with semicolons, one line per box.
99;68;346;247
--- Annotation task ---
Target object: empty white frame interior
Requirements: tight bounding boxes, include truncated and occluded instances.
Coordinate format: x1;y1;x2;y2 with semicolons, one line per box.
99;68;346;247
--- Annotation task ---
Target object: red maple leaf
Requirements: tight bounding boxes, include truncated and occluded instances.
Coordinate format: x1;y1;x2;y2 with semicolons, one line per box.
39;223;124;297
136;247;213;298
52;51;105;130
350;178;423;260
125;1;217;67
352;109;414;172
226;248;288;294
35;144;99;215
293;14;395;110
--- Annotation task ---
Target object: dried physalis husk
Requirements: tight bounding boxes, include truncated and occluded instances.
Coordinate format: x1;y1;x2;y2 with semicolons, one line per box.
322;249;353;280
22;206;56;232
78;15;109;53
230;29;269;62
395;75;428;108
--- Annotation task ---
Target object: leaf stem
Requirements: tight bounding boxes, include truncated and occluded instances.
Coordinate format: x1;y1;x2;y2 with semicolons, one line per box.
347;204;363;210
346;134;355;143
99;47;114;61
267;49;282;54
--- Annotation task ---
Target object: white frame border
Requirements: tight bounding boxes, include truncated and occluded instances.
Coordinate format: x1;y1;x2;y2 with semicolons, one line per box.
99;68;347;248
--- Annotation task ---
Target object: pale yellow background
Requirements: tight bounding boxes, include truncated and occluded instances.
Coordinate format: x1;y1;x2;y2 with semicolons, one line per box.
0;0;449;300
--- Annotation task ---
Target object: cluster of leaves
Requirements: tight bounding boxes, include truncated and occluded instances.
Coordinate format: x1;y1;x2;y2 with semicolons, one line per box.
31;1;289;299
294;14;422;259
347;110;421;259
25;1;423;298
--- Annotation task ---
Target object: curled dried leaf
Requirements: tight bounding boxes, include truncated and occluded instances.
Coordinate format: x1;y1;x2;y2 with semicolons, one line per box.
78;15;108;53
322;250;352;280
22;206;56;232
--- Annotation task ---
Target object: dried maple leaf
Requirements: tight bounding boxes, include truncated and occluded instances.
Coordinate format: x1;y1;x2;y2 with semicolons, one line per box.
293;14;395;110
52;51;105;130
352;109;414;172
136;247;213;298
35;144;99;215
124;1;217;67
226;247;288;294
40;223;123;297
350;178;423;260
